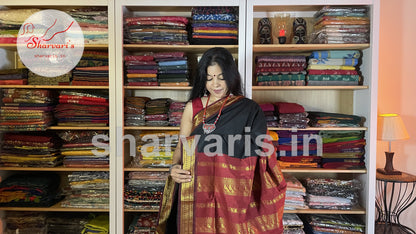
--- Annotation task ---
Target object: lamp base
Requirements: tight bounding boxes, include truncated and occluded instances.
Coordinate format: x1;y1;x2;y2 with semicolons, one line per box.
377;168;402;175
378;152;402;175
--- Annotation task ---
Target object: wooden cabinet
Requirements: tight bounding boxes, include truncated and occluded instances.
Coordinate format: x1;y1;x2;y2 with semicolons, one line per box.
245;0;379;233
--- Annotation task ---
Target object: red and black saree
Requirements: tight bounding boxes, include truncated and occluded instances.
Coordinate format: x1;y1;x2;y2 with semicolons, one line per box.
158;95;287;234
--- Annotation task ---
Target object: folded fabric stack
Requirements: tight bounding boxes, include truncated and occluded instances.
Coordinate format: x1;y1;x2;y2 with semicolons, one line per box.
124;16;189;45
274;102;309;129
72;51;109;86
308;111;363;127
128;213;159;234
259;103;278;127
283;213;305;234
61;172;109;209
5;212;47;234
82;214;109;234
124;171;168;210
276;130;321;168
307;50;362;86
320;130;366;169
0;132;62;167
191;7;238;45
303;214;365;233
0;8;39;44
134;131;178;168
77;51;109;67
124;54;158;86
67;8;108;44
310;5;370;44
0;68;28;85
46;213;91;233
169;101;186;126
305;178;361;210
0;173;62;207
255;55;307;86
54;90;109;126
72;66;109;86
125;96;150;126
156;52;190;86
28;70;72;85
59;130;109;168
283;174;308;210
145;98;171;126
0;89;56;131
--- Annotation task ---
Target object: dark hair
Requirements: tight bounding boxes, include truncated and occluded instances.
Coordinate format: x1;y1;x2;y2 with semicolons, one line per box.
189;47;243;101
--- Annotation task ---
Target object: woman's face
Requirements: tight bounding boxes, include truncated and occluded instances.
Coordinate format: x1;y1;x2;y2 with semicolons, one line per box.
206;63;228;101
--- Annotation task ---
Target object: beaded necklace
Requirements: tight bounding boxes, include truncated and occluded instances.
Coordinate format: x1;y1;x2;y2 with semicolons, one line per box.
202;95;229;134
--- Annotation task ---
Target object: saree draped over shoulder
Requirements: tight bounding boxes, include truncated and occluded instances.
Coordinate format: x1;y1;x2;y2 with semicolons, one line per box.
157;95;287;234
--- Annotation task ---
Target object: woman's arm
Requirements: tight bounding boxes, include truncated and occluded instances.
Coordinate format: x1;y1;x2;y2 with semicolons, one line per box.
170;101;193;183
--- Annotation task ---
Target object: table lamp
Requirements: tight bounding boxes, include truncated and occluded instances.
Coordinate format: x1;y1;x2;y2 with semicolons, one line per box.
377;114;409;175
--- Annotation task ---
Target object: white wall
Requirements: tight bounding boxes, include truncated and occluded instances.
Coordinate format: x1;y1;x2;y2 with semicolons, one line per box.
378;0;416;230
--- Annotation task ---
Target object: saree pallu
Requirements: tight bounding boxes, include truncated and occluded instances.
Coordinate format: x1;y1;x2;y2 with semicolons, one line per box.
158;96;286;233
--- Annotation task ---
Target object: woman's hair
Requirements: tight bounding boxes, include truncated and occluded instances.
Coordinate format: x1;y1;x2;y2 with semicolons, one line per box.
188;47;243;101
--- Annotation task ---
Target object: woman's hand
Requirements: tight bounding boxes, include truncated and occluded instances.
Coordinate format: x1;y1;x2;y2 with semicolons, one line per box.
170;164;192;183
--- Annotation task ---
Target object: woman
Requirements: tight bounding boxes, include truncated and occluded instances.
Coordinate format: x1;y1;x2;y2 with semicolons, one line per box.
157;47;286;234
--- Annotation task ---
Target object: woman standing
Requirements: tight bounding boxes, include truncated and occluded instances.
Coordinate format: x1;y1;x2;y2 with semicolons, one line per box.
157;47;286;234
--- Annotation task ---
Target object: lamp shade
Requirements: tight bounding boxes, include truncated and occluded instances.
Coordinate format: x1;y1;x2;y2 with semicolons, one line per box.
377;114;409;141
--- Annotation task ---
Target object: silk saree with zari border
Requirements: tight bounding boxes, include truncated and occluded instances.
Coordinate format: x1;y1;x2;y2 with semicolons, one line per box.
157;95;287;234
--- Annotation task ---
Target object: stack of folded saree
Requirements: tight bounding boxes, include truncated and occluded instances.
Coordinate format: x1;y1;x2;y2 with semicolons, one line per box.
276;130;321;168
124;16;189;45
82;214;109;234
46;213;91;233
305;178;361;210
124;54;158;86
124;171;168;210
5;212;47;234
259;103;278;127
168;101;186;126
0;132;62;167
0;173;62;207
125;96;150;126
255;55;307;86
72;66;109;86
283;213;305;234
127;213;159;234
320;130;366;169
0;89;56;131
274;102;309;128
303;214;365;233
0;8;39;44
145;98;171;126
28;70;72;85
310;6;370;44
190;7;238;45
59;130;109;168
307;50;362;86
308;111;363;127
61;172;109;209
54;90;109;126
283;174;308;210
72;51;109;86
134;131;178;168
67;8;108;45
0;68;28;85
156;52;190;86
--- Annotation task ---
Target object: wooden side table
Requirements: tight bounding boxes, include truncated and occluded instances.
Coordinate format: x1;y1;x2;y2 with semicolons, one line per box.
375;171;416;234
